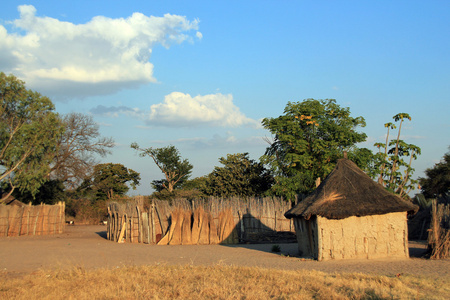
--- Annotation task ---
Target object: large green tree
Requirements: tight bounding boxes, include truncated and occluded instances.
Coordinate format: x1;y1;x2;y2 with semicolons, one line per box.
1;72;63;202
374;113;421;198
419;148;449;199
203;153;273;198
261;99;367;200
82;163;140;200
131;143;193;193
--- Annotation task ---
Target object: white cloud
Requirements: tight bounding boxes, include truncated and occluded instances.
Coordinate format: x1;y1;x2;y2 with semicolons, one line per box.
0;5;200;99
148;92;261;128
90;92;261;128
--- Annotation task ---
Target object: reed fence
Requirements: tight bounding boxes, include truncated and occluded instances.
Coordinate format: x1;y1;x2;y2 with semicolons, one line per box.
107;196;295;245
0;202;65;237
428;200;450;259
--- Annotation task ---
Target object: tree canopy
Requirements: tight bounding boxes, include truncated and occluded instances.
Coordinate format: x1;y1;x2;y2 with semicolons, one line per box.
1;72;63;202
419;148;450;199
131;143;193;193
202;153;273;198
261;99;367;200
83;163;141;200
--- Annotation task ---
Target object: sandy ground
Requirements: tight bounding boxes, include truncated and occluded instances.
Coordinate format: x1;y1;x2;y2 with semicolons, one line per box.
0;225;448;278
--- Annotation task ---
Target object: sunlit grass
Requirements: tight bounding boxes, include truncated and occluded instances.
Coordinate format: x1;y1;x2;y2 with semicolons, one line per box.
1;264;448;299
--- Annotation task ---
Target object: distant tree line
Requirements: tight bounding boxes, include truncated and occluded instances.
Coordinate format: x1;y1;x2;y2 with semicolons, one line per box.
4;71;447;223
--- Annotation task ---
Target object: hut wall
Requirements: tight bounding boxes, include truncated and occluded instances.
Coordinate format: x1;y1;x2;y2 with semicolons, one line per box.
315;212;409;261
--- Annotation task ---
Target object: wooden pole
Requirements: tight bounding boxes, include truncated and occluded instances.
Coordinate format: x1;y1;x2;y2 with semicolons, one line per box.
107;205;111;240
137;205;141;243
151;202;156;244
117;217;126;243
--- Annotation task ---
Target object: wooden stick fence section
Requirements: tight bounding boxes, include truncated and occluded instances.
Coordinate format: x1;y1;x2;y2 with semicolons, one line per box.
428;200;450;259
107;197;295;245
195;197;294;241
0;202;65;237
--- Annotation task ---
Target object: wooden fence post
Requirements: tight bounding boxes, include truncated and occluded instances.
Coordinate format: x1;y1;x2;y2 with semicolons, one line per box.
151;201;156;244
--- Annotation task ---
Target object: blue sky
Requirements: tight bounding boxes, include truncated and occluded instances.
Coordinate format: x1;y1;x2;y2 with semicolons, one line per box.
1;1;449;196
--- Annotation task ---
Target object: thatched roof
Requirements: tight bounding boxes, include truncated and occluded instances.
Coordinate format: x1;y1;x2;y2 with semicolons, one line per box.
6;199;27;207
285;158;418;220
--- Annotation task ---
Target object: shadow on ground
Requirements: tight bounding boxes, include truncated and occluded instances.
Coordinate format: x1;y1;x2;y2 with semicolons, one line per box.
95;231;107;239
408;240;428;258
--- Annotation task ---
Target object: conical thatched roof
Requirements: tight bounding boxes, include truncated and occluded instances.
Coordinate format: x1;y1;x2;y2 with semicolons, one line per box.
285;158;418;220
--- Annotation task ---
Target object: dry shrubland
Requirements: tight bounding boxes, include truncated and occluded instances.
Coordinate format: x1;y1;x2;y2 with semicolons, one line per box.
1;264;449;299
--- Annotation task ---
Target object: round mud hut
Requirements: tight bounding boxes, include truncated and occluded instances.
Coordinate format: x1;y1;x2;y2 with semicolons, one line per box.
285;158;418;261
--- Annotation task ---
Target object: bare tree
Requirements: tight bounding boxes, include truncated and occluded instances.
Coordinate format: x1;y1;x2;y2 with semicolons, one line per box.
50;113;114;189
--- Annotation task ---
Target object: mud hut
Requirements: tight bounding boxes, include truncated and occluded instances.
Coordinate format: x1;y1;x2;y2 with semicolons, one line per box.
285;158;418;261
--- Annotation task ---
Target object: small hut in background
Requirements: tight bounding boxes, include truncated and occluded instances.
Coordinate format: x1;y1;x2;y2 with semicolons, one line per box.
285;158;418;261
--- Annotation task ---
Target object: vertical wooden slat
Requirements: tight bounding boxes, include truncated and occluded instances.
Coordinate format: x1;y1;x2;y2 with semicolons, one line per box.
151;202;156;244
137;206;141;243
7;206;19;236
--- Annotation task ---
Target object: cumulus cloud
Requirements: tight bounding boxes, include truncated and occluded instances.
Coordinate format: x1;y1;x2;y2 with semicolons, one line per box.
0;5;201;99
147;92;261;128
90;92;261;128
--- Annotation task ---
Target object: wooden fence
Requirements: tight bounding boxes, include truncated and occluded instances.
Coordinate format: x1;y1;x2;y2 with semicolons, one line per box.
0;202;65;237
428;200;450;259
107;196;295;245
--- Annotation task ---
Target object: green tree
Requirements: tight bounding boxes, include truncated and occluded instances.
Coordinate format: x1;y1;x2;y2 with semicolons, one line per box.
419;148;450;198
12;179;67;205
0;72;63;202
50;112;114;189
261;99;367;200
374;113;421;197
182;176;209;193
131;143;193;193
82;163;140;200
203;153;273;198
347;147;380;179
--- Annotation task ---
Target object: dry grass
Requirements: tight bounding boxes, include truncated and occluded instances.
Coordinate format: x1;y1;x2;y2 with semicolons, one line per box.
1;264;448;299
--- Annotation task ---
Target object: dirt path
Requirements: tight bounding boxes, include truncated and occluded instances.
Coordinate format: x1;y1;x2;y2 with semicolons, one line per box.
0;225;448;278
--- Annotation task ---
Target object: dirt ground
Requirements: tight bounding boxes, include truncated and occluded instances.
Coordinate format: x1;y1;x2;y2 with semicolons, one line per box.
0;225;448;278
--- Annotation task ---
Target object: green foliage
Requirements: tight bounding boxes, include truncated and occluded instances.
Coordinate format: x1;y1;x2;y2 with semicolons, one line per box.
12;180;67;205
346;147;381;179
374;113;421;198
150;188;204;203
81;163;140;200
182;176;209;192
158;176;210;200
419;148;450;198
261;99;367;199
0;72;64;202
131;143;193;193
202;153;273;198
